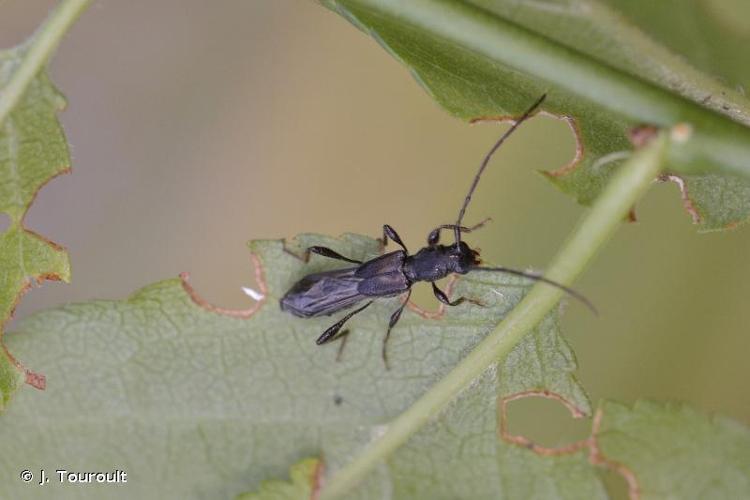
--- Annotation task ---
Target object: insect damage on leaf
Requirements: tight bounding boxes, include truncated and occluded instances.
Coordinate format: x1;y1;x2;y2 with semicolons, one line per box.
472;110;584;180
499;390;590;456
659;172;750;231
179;252;268;319
0;232;597;498
658;173;701;224
0;46;72;407
7;231;748;498
405;274;457;319
496;308;592;459
323;0;750;231
590;400;750;500
498;396;750;500
588;406;640;500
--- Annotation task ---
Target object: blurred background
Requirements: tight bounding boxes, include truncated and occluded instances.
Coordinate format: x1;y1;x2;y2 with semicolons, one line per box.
2;0;749;447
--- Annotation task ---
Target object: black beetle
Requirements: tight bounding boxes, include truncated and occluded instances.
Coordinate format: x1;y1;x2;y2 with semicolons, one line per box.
280;94;593;367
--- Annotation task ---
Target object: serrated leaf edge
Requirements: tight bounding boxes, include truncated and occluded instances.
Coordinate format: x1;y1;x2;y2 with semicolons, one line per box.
1;167;73;392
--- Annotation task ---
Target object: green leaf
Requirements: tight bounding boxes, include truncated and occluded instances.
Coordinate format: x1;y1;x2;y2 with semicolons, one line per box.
322;0;750;230
664;173;750;231
499;312;589;412
0;234;595;498
0;45;72;407
600;0;750;90
375;369;604;500
237;458;322;500
4;234;749;497
594;400;750;499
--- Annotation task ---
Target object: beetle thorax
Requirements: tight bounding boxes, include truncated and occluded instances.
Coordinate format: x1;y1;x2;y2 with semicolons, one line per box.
404;242;480;282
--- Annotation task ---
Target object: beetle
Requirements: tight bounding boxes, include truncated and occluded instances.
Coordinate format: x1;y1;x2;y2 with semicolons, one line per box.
280;94;594;367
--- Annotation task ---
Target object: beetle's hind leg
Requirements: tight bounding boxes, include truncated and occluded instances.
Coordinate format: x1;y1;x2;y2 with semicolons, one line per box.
305;246;362;264
431;282;485;307
316;301;373;345
427;217;491;246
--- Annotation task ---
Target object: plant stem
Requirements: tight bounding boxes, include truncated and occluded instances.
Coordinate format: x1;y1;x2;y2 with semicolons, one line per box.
0;0;93;127
320;133;669;499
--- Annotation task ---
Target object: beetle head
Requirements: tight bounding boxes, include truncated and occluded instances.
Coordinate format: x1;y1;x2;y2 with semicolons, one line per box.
449;241;481;274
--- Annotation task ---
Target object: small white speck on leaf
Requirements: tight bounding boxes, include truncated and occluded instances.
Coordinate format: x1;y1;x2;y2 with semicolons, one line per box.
241;286;265;301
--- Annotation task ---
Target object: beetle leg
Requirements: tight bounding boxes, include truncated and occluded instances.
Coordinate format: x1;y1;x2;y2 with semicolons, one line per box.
383;224;408;252
316;301;373;345
427;217;491;246
382;290;411;370
431;282;485;307
306;246;362;264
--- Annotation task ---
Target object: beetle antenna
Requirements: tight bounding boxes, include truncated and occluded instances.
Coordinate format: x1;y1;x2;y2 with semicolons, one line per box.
473;266;597;315
454;93;547;243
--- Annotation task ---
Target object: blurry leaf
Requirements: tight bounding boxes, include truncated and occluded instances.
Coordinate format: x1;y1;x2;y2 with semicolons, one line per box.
322;0;750;230
602;0;750;91
237;458;322;500
594;400;750;499
0;45;71;407
669;173;750;231
0;234;596;499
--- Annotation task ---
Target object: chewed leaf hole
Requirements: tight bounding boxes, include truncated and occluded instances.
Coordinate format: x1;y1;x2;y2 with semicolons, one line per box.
183;273;259;310
180;253;267;318
472;111;581;178
505;395;590;450
407;276;451;315
600;465;631;500
537;112;582;176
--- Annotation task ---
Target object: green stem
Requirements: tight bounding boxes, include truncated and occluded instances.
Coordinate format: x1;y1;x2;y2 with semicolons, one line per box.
0;0;93;127
320;133;669;499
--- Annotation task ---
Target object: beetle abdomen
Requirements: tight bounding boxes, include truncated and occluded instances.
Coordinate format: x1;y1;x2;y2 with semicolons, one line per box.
280;267;364;318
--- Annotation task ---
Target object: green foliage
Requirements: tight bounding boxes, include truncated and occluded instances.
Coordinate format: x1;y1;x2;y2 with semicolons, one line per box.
602;0;750;90
595;400;750;499
237;458;322;500
4;235;748;498
2;2;749;499
499;313;589;411
676;173;750;230
0;234;594;498
0;45;71;407
322;0;750;230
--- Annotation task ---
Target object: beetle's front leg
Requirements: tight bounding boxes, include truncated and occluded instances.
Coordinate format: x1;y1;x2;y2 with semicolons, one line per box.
426;217;491;246
431;282;484;307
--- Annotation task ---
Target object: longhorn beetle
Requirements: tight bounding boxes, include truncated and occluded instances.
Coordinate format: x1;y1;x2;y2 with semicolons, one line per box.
280;94;594;367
